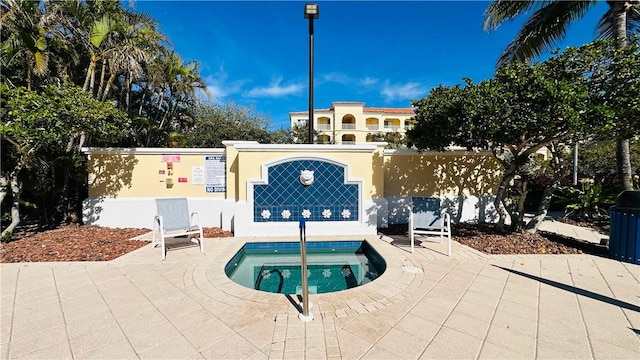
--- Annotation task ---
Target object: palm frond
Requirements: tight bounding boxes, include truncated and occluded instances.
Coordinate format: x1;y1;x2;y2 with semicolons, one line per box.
497;1;597;67
89;14;115;48
33;51;48;76
483;0;539;31
627;4;640;35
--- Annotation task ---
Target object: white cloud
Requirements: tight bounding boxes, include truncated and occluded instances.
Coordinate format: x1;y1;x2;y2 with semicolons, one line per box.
247;78;305;98
319;72;350;84
202;65;246;103
319;73;379;87
381;80;427;101
361;77;378;86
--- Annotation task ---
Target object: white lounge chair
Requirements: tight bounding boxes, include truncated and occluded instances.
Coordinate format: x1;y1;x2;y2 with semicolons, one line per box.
409;196;451;255
152;198;204;260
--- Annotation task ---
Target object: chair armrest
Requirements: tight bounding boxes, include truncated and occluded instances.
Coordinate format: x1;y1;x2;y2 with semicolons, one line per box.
154;214;164;230
190;212;201;227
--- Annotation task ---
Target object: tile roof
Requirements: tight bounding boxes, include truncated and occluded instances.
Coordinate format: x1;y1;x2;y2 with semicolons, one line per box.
364;107;416;114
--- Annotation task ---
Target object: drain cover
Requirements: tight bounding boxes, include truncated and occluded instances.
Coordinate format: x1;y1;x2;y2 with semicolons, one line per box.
403;265;423;274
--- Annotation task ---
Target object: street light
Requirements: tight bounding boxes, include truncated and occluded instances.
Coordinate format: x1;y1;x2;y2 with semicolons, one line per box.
304;3;318;144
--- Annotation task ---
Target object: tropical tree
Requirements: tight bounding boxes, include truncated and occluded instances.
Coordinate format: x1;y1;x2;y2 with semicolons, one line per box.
366;132;407;149
290;122;321;144
1;84;130;237
139;51;209;146
184;101;276;148
408;45;608;233
483;0;640;191
0;0;70;89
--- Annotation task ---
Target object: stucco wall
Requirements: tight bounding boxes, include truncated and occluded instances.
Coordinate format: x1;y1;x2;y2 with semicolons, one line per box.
82;148;226;228
383;150;501;197
382;149;501;225
86;148;226;198
82;144;502;231
226;142;386;202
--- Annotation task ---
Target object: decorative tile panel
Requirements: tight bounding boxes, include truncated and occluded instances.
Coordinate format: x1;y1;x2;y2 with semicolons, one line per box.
253;160;359;222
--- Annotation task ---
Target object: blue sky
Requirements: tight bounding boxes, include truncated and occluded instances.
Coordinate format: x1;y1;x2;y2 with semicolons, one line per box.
131;1;609;130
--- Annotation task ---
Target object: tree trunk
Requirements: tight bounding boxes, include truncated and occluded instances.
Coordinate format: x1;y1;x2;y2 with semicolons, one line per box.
493;167;516;232
1;161;24;239
611;1;634;191
525;184;558;233
0;173;8;207
526;141;564;233
82;59;95;92
100;73;117;101
617;139;633;190
96;58;107;100
512;178;528;232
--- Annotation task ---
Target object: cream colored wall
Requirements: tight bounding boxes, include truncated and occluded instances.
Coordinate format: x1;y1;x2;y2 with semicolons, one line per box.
229;145;385;202
383;151;501;197
86;149;225;198
85;146;500;202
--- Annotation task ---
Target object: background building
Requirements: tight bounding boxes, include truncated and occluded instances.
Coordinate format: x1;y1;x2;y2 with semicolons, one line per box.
289;102;416;144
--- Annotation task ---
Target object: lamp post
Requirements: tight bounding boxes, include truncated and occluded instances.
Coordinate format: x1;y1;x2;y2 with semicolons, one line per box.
304;3;318;144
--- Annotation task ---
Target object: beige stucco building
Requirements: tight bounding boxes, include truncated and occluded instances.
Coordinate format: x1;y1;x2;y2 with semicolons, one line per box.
289;102;416;144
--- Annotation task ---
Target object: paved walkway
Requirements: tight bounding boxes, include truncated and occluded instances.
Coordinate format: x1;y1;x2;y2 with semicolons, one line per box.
1;221;638;359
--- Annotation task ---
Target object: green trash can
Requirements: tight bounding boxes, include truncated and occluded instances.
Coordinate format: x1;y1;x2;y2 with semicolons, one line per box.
609;191;640;264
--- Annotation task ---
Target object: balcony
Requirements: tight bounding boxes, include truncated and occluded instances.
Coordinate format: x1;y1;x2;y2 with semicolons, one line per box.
341;123;356;130
316;124;331;130
341;141;356;145
366;125;379;131
384;125;400;131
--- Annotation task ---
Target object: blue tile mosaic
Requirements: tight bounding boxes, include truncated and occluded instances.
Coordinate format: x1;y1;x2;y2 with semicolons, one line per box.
253;160;359;222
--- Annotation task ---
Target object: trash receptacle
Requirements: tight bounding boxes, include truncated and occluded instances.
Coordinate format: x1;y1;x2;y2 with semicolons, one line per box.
609;191;640;264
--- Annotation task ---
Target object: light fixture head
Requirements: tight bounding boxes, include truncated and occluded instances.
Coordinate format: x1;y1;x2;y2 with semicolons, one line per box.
304;3;319;19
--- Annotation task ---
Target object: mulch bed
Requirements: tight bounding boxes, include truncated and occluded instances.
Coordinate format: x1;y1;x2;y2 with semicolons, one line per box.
0;224;233;263
2;220;608;263
379;222;608;256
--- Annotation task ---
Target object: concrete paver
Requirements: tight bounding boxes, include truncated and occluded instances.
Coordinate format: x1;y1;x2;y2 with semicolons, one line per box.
1;220;638;359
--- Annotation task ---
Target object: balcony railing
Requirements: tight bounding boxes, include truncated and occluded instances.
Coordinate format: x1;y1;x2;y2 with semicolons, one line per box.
341;141;356;145
366;125;379;130
384;125;400;130
316;124;331;130
341;123;356;130
404;124;414;130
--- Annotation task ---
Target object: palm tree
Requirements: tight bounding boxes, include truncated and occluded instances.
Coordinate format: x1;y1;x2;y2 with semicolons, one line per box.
483;0;640;191
143;50;209;146
0;0;63;89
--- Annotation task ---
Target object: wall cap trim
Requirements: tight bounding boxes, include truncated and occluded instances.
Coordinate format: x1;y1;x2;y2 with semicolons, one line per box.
232;143;384;152
81;147;225;155
384;149;493;156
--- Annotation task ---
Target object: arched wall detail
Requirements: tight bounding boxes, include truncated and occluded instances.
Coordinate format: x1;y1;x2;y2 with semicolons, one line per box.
248;156;362;223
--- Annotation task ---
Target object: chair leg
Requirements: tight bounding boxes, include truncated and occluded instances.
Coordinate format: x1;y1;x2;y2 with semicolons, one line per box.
410;230;414;253
198;229;204;253
161;236;166;261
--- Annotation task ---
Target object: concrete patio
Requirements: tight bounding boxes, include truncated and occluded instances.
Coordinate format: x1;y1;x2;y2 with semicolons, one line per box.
1;220;638;359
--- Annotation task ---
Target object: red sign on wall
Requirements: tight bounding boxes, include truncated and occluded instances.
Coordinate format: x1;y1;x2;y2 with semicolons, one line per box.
178;177;188;183
161;154;181;162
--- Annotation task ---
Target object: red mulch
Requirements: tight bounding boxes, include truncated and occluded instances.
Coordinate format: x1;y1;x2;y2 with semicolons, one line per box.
0;224;233;263
2;220;608;263
379;222;608;256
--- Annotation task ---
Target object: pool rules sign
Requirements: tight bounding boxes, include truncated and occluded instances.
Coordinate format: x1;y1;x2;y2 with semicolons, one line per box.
204;155;226;193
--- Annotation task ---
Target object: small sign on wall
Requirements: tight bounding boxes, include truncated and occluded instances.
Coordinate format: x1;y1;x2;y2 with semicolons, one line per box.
192;166;205;185
178;177;188;183
205;155;226;193
161;154;181;162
